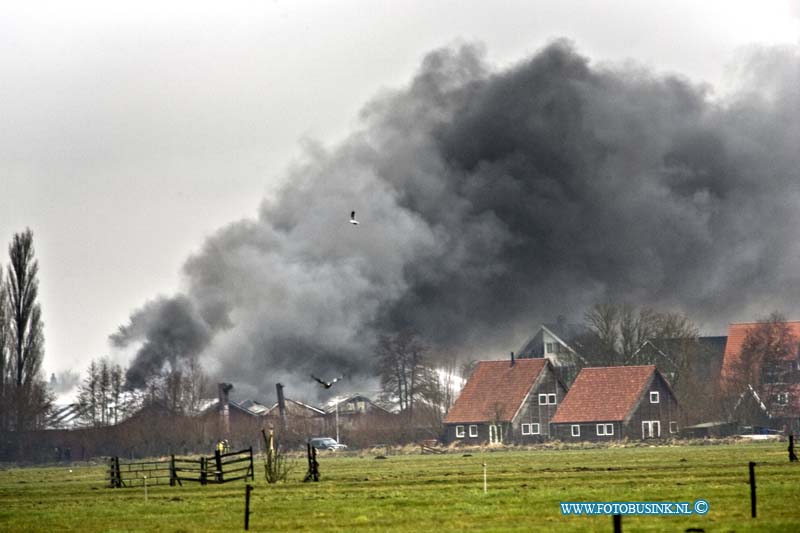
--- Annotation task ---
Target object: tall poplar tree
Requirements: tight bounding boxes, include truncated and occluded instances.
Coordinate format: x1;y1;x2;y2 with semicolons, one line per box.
6;229;49;430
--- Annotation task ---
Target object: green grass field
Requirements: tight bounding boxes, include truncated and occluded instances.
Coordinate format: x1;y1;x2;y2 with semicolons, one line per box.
1;441;798;531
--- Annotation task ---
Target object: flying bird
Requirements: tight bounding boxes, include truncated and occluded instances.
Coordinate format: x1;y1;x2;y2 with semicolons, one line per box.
311;374;343;389
349;211;359;225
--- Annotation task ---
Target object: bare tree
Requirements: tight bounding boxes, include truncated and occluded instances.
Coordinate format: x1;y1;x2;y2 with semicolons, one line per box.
6;229;50;430
728;312;798;417
619;305;658;361
583;302;622;365
584;302;698;371
110;363;124;424
78;360;100;426
181;355;209;415
131;357;210;416
377;331;438;422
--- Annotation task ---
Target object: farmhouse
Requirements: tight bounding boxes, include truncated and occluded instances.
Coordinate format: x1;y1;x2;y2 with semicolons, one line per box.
551;365;681;441
325;394;394;431
719;321;800;433
516;319;590;383
630;336;727;387
443;356;567;444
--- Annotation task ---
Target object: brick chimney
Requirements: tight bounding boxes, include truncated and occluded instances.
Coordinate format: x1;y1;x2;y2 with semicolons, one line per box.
218;382;233;435
275;382;287;431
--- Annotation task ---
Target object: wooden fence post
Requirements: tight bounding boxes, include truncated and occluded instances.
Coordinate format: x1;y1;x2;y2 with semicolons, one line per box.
215;449;223;483
248;446;254;481
170;454;176;487
111;456;122;488
749;461;757;518
303;443;320;482
312;446;319;481
244;484;254;530
108;457;116;488
200;456;207;486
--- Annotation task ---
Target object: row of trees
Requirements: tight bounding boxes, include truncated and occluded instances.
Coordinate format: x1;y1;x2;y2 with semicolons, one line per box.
75;355;211;427
376;331;462;428
0;229;51;435
581;302;698;367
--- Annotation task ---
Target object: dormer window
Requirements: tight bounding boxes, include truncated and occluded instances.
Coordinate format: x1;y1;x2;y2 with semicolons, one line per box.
546;342;555;354
650;391;660;404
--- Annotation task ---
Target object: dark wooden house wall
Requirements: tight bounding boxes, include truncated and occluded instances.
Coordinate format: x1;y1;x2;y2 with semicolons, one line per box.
550;421;623;442
552;372;682;442
623;373;681;440
443;422;511;444
511;366;568;442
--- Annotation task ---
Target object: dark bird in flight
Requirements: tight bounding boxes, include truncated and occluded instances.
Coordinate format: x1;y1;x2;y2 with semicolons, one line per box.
350;211;359;225
311;374;343;389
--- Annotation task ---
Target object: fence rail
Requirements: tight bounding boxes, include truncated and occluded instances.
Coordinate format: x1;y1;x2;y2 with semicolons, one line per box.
107;447;254;488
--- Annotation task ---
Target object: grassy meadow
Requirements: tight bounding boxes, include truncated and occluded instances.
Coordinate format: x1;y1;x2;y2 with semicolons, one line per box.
1;441;798;531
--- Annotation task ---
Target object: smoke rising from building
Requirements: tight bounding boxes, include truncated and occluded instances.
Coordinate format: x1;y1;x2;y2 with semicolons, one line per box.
111;40;800;399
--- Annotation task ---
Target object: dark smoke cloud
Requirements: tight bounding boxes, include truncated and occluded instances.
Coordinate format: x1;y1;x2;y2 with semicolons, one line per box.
111;295;214;389
112;39;800;400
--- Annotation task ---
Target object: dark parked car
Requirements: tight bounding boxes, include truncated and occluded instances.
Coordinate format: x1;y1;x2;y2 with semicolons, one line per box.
309;437;347;450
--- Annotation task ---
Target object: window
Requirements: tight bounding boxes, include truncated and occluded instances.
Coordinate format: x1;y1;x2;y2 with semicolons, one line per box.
539;393;557;405
777;392;789;405
650;391;660;403
455;425;465;438
571;425;580;437
546;342;555;354
669;421;678;434
596;423;613;436
469;425;478;438
521;423;539;435
642;420;661;439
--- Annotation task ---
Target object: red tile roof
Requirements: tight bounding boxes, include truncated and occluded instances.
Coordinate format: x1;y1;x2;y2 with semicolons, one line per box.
444;359;547;424
551;365;656;423
720;322;800;385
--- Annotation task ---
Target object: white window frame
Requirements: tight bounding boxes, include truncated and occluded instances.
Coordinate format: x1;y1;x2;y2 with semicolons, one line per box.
650;391;660;404
521;423;532;435
642;420;661;438
669;421;678;434
571;424;580;437
531;423;540;434
596;423;613;436
455;425;465;438
468;424;478;438
539;393;557;405
546;342;555;354
777;392;789;405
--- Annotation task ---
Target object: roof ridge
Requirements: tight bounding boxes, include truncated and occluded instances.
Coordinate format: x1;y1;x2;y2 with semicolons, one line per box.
729;320;800;325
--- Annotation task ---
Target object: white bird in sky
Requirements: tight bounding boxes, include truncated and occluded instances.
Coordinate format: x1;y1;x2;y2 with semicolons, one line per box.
350;210;359;225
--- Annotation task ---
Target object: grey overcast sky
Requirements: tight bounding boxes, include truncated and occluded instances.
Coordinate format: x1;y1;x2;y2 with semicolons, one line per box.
1;1;799;380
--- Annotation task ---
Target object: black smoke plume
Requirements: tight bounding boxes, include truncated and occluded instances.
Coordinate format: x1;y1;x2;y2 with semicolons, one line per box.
111;40;800;399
